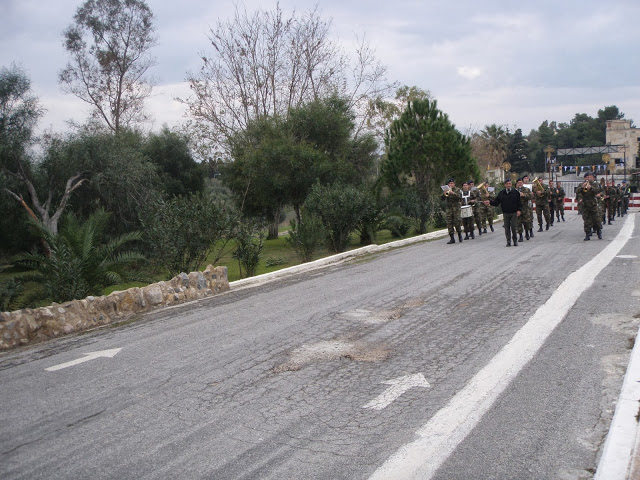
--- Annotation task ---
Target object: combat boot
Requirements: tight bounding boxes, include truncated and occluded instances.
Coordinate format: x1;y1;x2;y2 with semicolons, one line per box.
525;230;530;240
518;232;523;242
545;223;549;230
597;229;602;240
483;227;487;233
458;232;463;243
529;228;534;238
470;231;475;239
513;236;518;246
447;234;455;244
538;225;543;232
584;233;590;241
607;219;612;225
490;225;494;232
464;232;469;240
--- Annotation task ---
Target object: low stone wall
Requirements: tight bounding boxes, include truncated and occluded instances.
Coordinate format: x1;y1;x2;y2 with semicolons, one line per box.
0;265;229;351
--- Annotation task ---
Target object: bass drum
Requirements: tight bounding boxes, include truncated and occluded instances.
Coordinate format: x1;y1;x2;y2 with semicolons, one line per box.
461;205;473;218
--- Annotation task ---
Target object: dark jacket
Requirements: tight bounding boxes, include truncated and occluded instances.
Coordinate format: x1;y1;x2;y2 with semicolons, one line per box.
490;187;523;213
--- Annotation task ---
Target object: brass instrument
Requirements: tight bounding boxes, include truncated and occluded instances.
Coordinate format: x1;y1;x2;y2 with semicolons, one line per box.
582;181;591;191
532;177;545;195
476;182;488;195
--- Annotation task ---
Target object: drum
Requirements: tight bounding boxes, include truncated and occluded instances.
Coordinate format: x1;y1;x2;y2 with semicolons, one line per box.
461;205;473;218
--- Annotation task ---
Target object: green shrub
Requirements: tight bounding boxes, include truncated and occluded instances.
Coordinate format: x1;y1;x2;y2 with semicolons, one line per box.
286;215;325;262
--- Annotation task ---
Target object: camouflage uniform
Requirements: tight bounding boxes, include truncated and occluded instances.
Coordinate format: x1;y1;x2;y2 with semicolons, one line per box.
517;185;533;239
460;188;475;239
576;176;602;239
534;185;551;231
478;190;495;232
604;185;618;224
470;188;484;233
441;186;463;243
554;185;566;221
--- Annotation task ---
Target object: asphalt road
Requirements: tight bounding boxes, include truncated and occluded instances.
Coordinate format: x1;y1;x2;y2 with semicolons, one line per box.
1;212;638;479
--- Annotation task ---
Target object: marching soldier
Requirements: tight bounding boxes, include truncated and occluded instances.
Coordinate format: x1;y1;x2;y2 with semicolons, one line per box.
548;180;557;226
516;178;533;242
441;178;464;244
554;182;566;222
533;178;551;231
576;171;602;240
522;175;534;238
603;180;617;225
477;181;495;233
468;180;483;235
460;182;475;240
621;181;631;216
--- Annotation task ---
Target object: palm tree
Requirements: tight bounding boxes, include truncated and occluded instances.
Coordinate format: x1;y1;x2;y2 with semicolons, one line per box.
480;124;509;168
16;209;144;305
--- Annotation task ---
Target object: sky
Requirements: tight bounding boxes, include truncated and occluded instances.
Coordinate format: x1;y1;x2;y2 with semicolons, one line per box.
1;0;639;137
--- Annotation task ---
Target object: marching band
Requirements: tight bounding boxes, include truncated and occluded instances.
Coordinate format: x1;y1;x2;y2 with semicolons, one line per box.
441;174;628;246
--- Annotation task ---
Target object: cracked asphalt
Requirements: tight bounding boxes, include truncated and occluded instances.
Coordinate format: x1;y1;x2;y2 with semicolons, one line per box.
1;213;638;479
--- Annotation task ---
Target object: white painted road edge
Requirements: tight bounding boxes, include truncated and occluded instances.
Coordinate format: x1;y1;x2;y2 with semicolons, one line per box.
595;321;640;479
369;214;636;480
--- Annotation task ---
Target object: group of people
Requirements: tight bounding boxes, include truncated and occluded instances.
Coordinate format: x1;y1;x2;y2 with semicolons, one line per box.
576;173;630;241
441;174;631;247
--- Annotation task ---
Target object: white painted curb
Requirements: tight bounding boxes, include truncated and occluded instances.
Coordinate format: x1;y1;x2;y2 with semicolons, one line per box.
595;324;640;480
230;216;504;290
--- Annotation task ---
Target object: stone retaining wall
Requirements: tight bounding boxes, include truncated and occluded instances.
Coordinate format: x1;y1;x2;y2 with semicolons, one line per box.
0;265;229;350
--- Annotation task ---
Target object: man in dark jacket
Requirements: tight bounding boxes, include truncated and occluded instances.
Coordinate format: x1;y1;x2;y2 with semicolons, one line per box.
489;178;523;247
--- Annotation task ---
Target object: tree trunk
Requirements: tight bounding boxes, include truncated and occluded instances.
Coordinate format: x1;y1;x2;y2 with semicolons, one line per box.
267;208;280;240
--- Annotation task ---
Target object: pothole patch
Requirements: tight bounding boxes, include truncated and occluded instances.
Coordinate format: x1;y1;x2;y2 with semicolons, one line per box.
273;340;391;373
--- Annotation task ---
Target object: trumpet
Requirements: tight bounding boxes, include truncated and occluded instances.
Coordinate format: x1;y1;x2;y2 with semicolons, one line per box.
582;181;591;191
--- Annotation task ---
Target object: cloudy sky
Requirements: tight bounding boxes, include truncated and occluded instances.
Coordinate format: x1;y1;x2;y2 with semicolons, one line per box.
2;0;639;136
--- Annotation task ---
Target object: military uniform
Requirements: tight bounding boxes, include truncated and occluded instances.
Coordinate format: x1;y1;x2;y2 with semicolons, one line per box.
517;181;533;241
534;184;551;231
460;185;475;240
478;189;495;232
621;182;631;215
554;184;566;221
441;180;463;244
576;173;602;240
604;184;618;224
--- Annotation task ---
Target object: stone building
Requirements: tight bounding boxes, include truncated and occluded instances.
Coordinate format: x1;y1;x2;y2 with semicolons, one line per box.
606;119;640;169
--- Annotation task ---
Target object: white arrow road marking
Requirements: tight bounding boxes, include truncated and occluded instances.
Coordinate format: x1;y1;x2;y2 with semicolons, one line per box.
363;373;431;410
45;348;122;372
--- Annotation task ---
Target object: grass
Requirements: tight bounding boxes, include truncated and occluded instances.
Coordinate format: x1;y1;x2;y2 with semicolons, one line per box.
1;223;443;310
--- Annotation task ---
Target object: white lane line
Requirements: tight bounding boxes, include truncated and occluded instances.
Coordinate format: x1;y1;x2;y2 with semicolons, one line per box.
370;215;636;480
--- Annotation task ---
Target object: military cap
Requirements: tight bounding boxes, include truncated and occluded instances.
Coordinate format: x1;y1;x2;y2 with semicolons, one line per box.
584;172;594;177
447;178;455;183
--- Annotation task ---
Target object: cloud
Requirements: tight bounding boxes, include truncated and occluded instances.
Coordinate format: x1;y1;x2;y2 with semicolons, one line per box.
457;66;482;80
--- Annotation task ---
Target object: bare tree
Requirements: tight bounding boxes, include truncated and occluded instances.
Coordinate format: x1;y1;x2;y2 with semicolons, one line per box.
181;3;394;157
59;0;157;133
1;65;85;236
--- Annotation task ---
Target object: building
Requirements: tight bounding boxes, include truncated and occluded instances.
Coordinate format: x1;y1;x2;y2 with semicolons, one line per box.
606;119;640;169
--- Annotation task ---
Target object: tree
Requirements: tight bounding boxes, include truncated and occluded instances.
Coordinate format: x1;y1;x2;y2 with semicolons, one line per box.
382;98;479;233
16;209;144;305
304;182;374;253
143;127;205;198
59;0;157;133
478;124;508;168
39;128;159;234
182;3;393;156
139;191;235;276
1;65;85;236
507;128;528;174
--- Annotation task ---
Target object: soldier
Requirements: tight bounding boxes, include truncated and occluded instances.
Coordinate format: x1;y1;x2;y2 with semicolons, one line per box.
441;178;463;244
621;181;631;216
603;180;617;225
533;178;551;231
477;181;495;233
548;180;557;226
576;171;602;240
489;178;522;247
516;178;533;242
553;181;566;222
468;180;483;235
522;174;535;238
460;182;475;240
